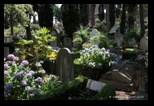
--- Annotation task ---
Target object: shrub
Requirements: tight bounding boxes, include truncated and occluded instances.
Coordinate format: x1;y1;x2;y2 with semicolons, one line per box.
92;85;116;100
73;25;89;44
30;24;41;31
4;54;57;100
35;75;88;100
74;45;119;80
95;21;109;33
90;33;110;49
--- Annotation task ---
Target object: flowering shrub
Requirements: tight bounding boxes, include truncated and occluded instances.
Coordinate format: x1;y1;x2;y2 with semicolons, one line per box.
76;45;118;70
4;54;57;100
74;45;119;80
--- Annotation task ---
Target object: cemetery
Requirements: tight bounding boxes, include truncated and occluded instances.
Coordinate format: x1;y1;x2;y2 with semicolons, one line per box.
4;4;148;100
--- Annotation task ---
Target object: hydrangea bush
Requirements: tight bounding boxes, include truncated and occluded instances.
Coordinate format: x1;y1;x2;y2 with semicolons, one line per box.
74;45;119;80
4;54;57;100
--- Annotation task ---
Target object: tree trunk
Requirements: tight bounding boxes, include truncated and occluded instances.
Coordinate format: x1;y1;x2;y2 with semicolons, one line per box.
80;4;88;26
109;4;115;28
26;24;31;40
139;4;145;37
88;4;95;27
10;8;14;36
120;4;126;35
127;4;137;30
26;14;32;40
98;4;104;22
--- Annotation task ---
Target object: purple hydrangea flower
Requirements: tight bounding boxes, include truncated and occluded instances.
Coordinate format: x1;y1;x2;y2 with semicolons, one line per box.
13;56;19;61
22;60;29;66
20;70;26;75
6;83;13;90
4;64;9;70
4;71;9;76
27;73;33;77
82;50;85;53
21;80;27;86
4;58;6;62
29;70;35;75
7;54;15;60
94;44;98;48
106;49;110;52
35;77;42;83
110;53;117;58
88;62;93;67
14;73;22;79
28;87;34;93
97;63;102;67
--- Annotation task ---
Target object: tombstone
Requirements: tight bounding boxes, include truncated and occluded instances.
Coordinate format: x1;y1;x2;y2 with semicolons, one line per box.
139;36;148;51
63;37;72;51
109;24;116;34
4;36;11;43
128;37;136;47
56;48;74;82
114;33;123;48
50;28;60;48
86;79;106;92
89;28;100;38
4;47;10;58
99;60;137;91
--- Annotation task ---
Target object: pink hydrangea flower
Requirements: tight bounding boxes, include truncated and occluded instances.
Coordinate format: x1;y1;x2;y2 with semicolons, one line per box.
22;60;29;66
4;71;9;76
7;54;15;60
4;64;9;70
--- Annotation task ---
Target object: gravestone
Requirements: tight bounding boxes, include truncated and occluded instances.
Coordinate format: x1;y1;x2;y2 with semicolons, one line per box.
4;47;10;58
139;36;148;51
89;28;100;45
114;33;123;48
50;28;60;48
63;37;72;51
99;60;137;91
86;79;106;91
89;28;100;38
56;48;74;82
109;25;116;34
128;37;136;47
